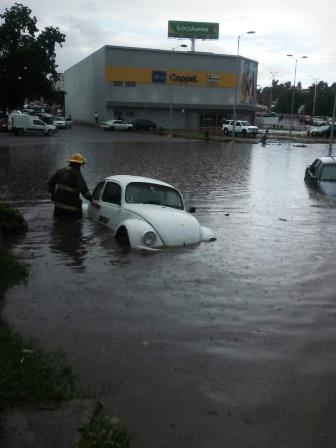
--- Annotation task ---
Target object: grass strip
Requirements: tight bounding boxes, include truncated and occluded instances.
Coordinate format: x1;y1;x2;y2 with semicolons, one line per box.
76;414;130;448
0;321;76;408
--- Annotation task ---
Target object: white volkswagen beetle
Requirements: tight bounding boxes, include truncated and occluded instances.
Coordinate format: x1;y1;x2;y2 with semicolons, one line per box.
87;175;216;250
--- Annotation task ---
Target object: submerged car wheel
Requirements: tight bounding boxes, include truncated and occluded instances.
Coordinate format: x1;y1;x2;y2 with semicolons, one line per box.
242;129;247;137
223;128;229;135
115;227;130;247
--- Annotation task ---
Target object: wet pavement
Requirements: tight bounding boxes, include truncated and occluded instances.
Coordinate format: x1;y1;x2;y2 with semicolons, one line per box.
1;127;336;447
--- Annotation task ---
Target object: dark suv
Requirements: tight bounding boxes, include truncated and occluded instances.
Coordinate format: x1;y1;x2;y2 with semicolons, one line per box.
131;119;157;131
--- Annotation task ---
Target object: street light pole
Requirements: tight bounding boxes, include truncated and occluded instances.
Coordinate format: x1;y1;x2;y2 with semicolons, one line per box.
287;54;308;137
312;79;318;117
328;86;336;156
168;44;187;137
232;31;255;143
270;71;277;110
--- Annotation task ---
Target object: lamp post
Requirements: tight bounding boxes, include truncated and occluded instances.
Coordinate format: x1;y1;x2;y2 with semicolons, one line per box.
168;44;187;136
328;86;336;156
312;79;318;117
270;71;278;110
232;31;256;143
287;54;308;137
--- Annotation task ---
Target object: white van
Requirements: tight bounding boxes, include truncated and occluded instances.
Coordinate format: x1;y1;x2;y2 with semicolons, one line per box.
9;113;57;136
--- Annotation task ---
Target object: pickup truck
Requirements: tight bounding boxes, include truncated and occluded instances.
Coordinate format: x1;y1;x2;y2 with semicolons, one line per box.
222;120;259;137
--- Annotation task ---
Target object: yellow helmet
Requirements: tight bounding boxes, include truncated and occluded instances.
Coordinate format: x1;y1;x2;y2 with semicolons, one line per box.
68;153;86;165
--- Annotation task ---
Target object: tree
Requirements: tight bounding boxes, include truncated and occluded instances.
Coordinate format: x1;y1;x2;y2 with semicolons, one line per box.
0;3;65;111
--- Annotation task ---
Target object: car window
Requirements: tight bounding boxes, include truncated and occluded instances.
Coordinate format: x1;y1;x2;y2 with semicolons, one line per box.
92;181;105;200
102;182;122;205
125;182;183;209
320;165;336;182
314;162;323;178
33;119;45;125
310;159;321;175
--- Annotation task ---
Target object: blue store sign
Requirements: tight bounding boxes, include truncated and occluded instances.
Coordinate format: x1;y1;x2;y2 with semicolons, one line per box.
152;71;166;83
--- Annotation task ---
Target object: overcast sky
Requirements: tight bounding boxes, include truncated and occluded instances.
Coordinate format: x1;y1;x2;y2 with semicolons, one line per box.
2;0;335;89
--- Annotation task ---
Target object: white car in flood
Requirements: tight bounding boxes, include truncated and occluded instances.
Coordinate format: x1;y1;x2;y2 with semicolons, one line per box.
88;175;216;250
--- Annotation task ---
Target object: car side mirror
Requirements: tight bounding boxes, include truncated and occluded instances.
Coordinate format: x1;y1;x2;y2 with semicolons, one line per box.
189;207;196;213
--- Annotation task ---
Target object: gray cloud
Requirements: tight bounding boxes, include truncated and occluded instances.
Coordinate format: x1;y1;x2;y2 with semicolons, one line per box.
1;0;335;87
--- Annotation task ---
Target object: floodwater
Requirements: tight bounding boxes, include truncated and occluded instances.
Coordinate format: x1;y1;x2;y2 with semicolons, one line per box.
2;137;336;448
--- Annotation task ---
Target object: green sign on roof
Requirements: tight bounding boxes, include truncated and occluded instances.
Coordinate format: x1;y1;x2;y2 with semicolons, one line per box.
168;21;219;40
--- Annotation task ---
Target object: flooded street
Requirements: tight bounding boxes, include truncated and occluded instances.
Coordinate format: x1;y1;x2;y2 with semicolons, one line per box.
1;130;336;447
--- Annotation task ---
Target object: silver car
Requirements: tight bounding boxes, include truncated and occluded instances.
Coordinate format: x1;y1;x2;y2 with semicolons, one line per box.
100;119;133;131
304;156;336;196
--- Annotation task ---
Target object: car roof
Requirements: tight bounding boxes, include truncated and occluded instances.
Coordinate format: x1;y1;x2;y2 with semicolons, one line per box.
318;156;336;164
104;175;175;189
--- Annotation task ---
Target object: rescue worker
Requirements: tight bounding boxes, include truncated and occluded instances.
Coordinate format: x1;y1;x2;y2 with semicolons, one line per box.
48;153;92;219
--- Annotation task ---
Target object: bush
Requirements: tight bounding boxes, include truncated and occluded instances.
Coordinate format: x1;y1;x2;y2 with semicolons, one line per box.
77;415;130;448
0;203;27;236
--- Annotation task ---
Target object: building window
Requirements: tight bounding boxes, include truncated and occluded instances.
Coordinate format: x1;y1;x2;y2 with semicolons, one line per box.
113;81;123;86
125;81;136;87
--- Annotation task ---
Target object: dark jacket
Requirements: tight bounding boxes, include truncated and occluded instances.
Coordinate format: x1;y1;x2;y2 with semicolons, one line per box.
48;165;91;213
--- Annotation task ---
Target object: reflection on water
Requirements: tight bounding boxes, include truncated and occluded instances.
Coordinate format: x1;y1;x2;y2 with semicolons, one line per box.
2;140;336;448
50;218;88;271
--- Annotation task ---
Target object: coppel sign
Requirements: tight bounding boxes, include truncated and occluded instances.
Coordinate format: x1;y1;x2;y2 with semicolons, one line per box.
169;73;198;83
168;21;219;40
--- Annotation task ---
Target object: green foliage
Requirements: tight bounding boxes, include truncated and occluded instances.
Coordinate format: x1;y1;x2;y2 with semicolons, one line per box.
0;247;28;298
265;78;336;116
77;415;130;448
0;321;76;408
0;3;65;110
0;203;28;297
0;203;28;235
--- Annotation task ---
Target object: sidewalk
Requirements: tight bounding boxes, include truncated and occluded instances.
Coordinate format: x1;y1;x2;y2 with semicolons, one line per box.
1;400;99;448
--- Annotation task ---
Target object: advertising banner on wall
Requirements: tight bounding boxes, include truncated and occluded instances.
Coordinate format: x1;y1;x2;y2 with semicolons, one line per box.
168;21;219;40
239;60;258;104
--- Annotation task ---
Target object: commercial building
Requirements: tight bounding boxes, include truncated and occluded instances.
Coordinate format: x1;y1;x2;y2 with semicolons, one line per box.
64;45;258;129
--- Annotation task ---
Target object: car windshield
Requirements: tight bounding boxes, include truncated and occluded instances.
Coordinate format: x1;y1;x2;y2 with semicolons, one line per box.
240;121;251;126
125;182;184;209
320;164;336;182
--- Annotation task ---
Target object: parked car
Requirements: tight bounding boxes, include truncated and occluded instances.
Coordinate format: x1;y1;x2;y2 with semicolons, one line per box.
307;125;333;137
222;120;259;137
87;175;216;250
8;113;57;136
100;119;133;131
0;117;8;132
53;116;71;129
304;156;336;196
131;119;157;131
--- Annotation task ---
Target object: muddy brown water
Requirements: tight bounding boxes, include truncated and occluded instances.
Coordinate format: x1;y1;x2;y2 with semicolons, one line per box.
2;137;336;447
